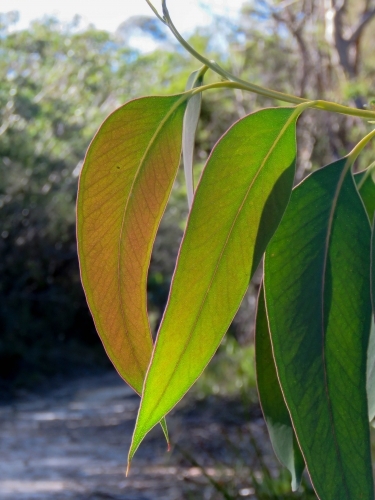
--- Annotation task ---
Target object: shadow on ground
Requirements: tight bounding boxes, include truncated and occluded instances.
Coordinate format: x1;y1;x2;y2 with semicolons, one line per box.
0;369;278;500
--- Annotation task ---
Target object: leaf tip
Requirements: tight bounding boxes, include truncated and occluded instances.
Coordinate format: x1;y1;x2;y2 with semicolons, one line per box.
291;475;299;492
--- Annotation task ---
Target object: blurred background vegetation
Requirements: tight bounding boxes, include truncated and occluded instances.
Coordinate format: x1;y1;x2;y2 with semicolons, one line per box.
0;0;374;399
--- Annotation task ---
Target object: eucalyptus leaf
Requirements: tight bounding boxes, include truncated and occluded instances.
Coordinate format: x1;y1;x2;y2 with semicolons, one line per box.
367;320;375;421
369;218;375;421
77;95;187;441
264;159;373;499
371;215;375;315
129;106;304;463
183;68;205;208
255;285;304;491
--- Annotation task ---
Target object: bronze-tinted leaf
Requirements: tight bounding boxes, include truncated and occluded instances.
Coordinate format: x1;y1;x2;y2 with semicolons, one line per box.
77;95;186;394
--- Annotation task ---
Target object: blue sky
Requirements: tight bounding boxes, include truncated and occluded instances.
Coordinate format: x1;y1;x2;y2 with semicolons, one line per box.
3;0;245;34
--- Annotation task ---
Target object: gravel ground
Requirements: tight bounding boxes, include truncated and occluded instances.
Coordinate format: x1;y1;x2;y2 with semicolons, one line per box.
0;370;271;500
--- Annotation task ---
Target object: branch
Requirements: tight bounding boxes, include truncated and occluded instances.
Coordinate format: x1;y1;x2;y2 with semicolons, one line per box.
148;1;375;121
349;7;375;43
145;0;167;25
271;9;311;95
335;0;348;15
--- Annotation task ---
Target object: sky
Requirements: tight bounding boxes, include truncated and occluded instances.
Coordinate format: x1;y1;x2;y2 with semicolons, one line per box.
2;0;245;34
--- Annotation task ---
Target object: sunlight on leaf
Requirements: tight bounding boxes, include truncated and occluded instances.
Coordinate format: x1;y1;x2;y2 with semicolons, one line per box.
77;95;186;396
129;106;304;462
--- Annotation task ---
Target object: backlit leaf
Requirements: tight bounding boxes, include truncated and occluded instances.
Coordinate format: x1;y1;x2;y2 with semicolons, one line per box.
129;106;303;461
77;95;186;396
183;68;205;208
255;285;304;491
264;159;373;499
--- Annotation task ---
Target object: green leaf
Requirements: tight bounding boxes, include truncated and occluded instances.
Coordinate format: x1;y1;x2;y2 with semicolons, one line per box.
264;159;373;499
77;95;186;396
354;167;375;221
371;215;375;315
355;155;375;424
255;285;304;491
183;68;205;207
129;106;303;462
369;219;375;421
367;320;375;421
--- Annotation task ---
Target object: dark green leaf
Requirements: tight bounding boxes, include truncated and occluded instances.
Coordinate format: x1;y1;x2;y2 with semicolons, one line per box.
367;321;375;421
256;285;304;491
264;159;373;499
369;218;375;421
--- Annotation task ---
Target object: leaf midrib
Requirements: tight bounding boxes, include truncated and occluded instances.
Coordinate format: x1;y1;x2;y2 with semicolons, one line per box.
313;160;351;496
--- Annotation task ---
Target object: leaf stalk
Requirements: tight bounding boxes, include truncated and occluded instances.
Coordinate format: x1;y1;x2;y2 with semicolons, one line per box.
145;0;375;122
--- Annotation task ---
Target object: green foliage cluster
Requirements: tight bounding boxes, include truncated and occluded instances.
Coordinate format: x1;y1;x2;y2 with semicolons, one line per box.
3;1;355;386
76;1;375;498
3;4;375;495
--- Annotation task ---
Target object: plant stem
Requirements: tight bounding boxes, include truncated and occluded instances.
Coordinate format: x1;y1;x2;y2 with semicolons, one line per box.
348;128;375;163
148;0;375;121
174;443;235;500
356;160;375;189
187;82;375;120
145;0;166;24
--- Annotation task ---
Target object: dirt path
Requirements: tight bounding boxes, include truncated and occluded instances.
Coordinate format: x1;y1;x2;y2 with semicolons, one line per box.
0;370;271;500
